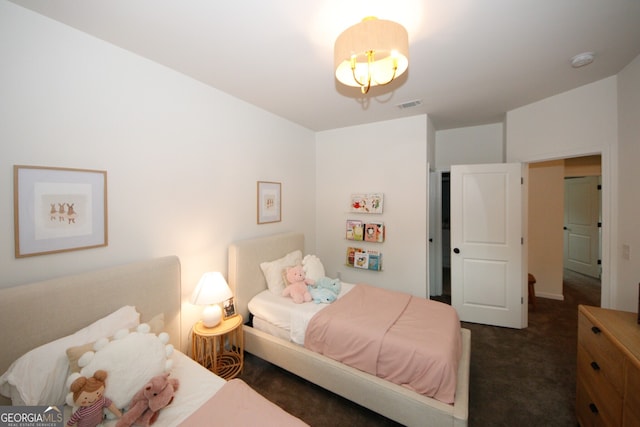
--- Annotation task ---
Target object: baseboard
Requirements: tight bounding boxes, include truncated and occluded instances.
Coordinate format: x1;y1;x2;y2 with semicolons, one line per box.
535;291;564;301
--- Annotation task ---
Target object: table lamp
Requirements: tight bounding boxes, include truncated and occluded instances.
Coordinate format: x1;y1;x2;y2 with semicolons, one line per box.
190;272;233;328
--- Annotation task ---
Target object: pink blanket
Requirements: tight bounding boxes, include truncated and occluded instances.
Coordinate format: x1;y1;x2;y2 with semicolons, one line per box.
178;379;308;426
304;284;462;403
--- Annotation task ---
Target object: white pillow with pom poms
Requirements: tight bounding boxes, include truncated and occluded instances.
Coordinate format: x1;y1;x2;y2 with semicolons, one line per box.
66;324;174;410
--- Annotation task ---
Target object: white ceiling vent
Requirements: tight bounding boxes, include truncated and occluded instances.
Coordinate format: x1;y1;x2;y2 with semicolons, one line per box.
397;99;423;110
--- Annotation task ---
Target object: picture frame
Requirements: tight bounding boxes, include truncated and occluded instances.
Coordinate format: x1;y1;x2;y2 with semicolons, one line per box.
223;297;237;319
257;181;281;224
14;165;108;258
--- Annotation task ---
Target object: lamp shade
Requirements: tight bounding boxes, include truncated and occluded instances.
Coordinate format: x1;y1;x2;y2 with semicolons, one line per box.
191;272;233;327
334;17;409;93
191;272;232;305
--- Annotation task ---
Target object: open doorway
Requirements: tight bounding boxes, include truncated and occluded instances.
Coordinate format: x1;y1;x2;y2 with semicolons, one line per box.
529;155;601;306
430;171;451;304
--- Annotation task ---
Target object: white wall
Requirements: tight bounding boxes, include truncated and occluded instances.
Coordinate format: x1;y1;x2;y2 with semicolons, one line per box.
528;160;565;300
506;77;618;308
616;54;640;312
435;123;504;170
315;116;428;297
0;1;316;349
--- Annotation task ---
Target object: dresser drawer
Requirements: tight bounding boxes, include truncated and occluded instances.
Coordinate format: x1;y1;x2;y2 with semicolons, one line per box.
623;361;640;427
576;377;609;427
577;344;622;426
578;312;625;394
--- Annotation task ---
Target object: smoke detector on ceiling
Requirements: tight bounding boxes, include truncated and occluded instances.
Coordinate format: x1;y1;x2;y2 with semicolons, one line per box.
570;52;595;68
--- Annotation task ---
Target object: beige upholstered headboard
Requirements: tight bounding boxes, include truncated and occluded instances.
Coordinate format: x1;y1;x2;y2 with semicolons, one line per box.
0;256;182;405
228;232;305;321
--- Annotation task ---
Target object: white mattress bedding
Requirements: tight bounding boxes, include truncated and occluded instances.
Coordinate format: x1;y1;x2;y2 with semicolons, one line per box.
248;282;355;344
65;350;226;426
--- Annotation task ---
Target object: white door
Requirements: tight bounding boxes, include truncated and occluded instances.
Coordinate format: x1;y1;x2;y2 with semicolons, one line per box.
564;176;601;278
451;163;525;329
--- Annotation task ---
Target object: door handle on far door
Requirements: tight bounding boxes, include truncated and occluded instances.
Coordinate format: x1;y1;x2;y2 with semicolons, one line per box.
453;248;460;254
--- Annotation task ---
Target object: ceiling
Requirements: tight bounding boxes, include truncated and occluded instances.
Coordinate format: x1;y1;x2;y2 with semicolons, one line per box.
9;0;640;131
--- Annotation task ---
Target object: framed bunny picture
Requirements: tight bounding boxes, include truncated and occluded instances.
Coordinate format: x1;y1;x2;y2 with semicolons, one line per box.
13;165;108;257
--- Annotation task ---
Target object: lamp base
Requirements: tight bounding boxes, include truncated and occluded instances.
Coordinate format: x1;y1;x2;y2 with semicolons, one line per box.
202;304;222;328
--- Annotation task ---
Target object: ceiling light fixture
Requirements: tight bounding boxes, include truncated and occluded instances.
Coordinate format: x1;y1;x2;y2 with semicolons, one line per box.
334;17;409;94
570;52;595;68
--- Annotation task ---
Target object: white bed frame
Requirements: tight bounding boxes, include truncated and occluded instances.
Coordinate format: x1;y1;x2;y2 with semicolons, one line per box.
228;232;470;427
0;256;182;406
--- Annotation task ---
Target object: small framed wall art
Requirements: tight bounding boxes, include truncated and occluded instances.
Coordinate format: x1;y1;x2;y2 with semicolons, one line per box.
257;181;281;224
13;165;108;257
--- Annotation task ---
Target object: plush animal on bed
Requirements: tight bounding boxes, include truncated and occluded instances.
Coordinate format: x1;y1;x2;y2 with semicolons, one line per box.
67;370;122;427
282;265;313;303
116;373;179;427
308;277;342;304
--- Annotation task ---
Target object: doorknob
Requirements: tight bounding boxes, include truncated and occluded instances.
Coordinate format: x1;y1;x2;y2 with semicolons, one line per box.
453;248;460;254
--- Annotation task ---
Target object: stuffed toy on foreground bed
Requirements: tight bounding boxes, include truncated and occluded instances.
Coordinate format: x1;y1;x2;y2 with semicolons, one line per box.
67;370;122;427
116;373;179;427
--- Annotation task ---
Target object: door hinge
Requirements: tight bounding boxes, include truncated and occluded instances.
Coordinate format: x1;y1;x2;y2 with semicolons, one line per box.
521;297;524;304
521;237;524;245
598;222;602;228
597;184;602;190
521;177;524;185
597;259;601;265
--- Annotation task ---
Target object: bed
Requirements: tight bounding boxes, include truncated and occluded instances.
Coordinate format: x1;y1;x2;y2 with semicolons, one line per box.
0;256;307;426
228;232;471;427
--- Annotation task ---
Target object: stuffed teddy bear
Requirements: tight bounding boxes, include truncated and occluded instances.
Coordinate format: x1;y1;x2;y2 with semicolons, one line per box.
308;277;342;304
281;265;312;303
116;373;179;427
67;370;122;427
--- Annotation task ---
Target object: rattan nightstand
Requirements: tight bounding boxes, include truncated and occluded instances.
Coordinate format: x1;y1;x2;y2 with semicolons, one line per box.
191;315;243;379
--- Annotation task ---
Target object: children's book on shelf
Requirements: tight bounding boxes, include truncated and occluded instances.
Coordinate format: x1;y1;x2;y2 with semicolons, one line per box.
346;220;363;241
367;250;382;271
364;222;385;243
346;246;363;266
353;251;369;269
345;247;383;271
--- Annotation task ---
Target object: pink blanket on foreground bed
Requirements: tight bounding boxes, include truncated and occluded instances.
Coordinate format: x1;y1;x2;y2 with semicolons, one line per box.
304;284;462;404
178;379;308;426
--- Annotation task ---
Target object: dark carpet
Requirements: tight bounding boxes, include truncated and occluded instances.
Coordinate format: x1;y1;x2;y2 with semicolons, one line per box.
238;269;601;427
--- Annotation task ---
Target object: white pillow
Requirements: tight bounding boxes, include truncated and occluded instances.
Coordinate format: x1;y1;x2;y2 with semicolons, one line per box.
302;254;326;282
0;306;140;406
67;327;173;409
260;250;302;295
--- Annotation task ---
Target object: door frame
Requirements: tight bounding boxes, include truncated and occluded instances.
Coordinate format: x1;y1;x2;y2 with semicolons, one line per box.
518;147;611;308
